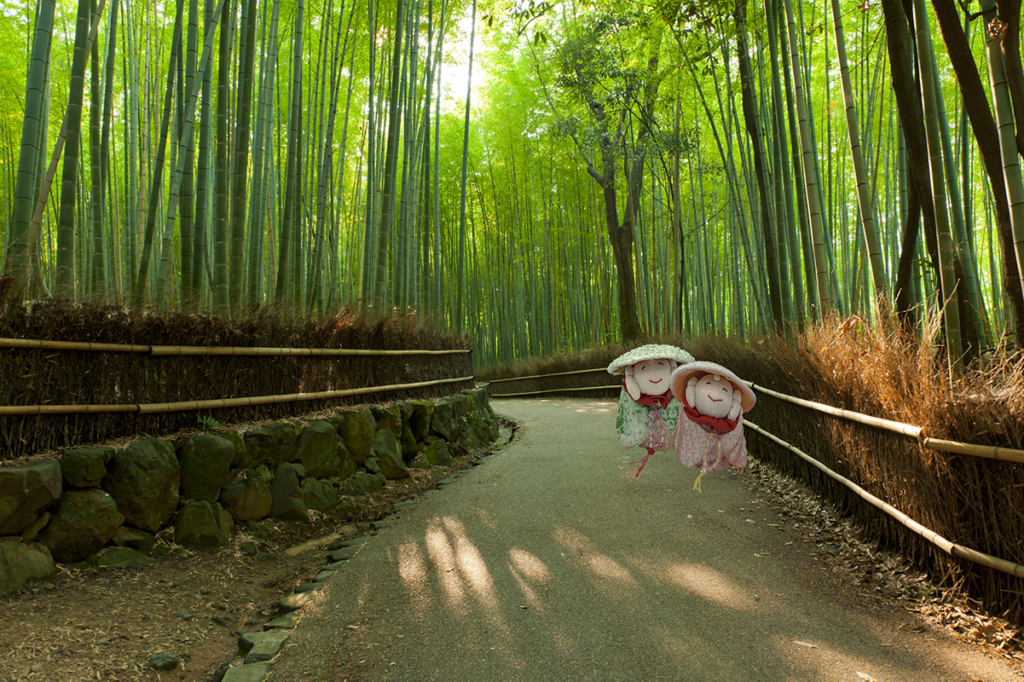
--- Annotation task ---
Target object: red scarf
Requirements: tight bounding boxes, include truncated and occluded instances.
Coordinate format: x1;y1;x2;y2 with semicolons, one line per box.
682;393;738;435
625;378;674;409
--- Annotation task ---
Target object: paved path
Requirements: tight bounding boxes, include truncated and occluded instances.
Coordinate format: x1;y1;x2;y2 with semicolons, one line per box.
268;399;1022;681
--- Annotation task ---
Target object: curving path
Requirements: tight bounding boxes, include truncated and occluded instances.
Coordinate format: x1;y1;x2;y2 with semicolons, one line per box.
266;399;1021;681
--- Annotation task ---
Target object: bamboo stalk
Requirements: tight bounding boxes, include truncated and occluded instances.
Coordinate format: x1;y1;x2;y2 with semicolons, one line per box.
0;337;470;356
745;420;1024;579
0;376;475;416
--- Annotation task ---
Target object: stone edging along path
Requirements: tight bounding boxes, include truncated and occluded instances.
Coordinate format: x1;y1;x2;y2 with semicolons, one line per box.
213;426;517;682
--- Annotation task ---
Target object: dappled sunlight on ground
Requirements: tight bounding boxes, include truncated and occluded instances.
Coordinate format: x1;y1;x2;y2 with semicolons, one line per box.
769;634;885;681
552;526;639;592
632;556;759;612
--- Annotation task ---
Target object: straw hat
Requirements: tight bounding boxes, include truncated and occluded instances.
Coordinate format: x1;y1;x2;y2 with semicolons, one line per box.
607;344;695;375
669;361;756;413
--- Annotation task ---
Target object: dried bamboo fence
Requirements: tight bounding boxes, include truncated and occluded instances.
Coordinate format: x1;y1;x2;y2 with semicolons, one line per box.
0;300;474;457
489;362;1024;622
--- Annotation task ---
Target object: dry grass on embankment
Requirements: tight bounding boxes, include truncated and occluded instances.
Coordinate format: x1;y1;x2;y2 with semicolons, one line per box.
478;318;1024;628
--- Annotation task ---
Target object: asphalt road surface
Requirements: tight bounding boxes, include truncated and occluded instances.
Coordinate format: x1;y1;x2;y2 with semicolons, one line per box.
268;398;1022;681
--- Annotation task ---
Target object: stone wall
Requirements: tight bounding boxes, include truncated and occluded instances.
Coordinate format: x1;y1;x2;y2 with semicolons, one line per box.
0;386;499;594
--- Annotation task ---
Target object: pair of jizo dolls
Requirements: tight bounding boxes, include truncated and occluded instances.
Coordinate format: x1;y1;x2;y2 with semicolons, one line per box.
608;344;756;491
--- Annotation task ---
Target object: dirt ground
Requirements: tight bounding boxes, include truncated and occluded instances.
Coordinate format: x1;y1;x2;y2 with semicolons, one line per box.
0;418;1020;682
0;444;500;682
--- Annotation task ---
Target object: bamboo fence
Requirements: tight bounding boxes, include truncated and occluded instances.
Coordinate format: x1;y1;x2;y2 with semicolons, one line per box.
489;368;1024;464
1;310;475;456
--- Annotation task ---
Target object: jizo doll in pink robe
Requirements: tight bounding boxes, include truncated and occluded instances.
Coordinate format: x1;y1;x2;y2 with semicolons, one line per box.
669;361;756;492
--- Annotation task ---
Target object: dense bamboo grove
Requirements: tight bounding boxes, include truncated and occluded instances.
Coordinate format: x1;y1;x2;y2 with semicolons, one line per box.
1;0;1024;371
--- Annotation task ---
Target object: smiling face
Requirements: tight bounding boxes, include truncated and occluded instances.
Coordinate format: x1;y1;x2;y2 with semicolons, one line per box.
693;372;735;418
631;358;674;396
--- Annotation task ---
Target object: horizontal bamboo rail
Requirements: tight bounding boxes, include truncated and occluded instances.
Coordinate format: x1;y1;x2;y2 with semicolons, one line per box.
487;367;610;384
491;384;618;398
0;337;471;357
745;419;1024;580
748;383;923;438
747;382;1024;464
0;376;474;416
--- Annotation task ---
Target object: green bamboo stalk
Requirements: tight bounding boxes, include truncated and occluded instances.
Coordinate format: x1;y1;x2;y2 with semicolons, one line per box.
981;0;1024;298
782;0;831;316
5;0;57;291
132;0;184;308
227;0;258;312
55;0;97;296
829;0;886;307
912;0;962;378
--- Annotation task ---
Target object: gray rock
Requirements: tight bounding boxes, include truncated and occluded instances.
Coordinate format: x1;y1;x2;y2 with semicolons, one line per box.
314;569;336;582
174;500;234;548
60;448;113;488
336;439;358;480
222;663;270;682
20;512;50;543
334;408;376;462
424;440;453;467
148;652;179;671
395;400;414;422
372;430;409;480
112;526;155;553
339;472;385;496
294;421;339;479
300;479;340;513
264;613;299;629
89;546;156;568
450;394;469;440
0;460;63;536
370;405;402;439
408;401;434;442
242;422;300;469
400;423;419;461
178;434;235;502
218;430;247;467
239;629;290;663
269;464;308;522
39;489;123;563
409;453;431;470
363;457;381;474
220;470;272;522
0;541;55;594
102;439;179;533
328;546;359;562
278;591;314;613
430;399;453;441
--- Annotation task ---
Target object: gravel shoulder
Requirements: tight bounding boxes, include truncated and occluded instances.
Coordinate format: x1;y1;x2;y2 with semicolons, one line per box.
267;398;1023;682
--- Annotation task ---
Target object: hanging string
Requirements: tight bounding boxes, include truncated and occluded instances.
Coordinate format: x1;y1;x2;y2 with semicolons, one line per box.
692;432;725;493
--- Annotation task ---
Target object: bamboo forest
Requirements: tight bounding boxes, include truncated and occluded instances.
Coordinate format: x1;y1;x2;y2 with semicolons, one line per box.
1;0;1023;370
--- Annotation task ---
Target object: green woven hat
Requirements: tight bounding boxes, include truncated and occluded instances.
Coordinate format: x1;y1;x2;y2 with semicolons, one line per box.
607;344;695;375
